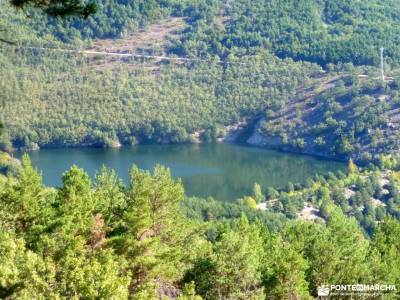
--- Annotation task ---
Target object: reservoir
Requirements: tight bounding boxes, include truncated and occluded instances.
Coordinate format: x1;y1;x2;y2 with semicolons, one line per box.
18;143;346;201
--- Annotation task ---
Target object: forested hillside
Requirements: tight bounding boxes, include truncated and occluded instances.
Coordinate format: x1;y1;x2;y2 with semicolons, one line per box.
174;0;400;67
2;0;400;162
1;0;183;41
0;47;321;149
246;70;400;161
5;0;400;66
251;156;400;235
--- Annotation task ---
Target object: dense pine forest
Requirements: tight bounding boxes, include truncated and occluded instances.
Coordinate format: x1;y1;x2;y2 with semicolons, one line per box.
1;0;400;298
0;156;399;299
7;0;400;66
0;46;320;149
2;0;400;162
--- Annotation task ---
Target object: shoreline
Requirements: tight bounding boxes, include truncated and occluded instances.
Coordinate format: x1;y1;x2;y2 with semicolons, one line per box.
15;139;347;164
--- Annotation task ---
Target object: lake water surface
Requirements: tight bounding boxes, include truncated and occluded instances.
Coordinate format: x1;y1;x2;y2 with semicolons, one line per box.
18;143;346;201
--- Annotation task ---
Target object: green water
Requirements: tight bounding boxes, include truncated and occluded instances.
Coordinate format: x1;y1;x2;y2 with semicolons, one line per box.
18;143;346;201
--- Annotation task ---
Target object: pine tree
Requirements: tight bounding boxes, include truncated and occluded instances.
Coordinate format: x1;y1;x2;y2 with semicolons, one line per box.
348;158;357;174
186;216;265;300
242;196;257;209
0;229;57;299
57;166;94;234
253;182;264;203
93;166;126;226
0;155;53;246
262;233;311;299
369;217;400;288
120;165;188;297
307;208;369;294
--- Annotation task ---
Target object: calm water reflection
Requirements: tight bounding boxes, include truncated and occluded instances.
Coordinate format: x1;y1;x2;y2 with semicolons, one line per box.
18;143;346;201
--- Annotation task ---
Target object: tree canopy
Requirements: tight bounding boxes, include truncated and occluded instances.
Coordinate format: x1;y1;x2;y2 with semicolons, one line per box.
8;0;96;18
0;158;399;298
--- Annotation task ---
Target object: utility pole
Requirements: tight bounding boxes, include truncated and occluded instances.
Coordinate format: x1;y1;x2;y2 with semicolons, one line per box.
380;47;385;82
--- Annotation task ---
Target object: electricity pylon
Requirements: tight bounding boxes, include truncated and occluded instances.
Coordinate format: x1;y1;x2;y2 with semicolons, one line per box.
380;47;385;82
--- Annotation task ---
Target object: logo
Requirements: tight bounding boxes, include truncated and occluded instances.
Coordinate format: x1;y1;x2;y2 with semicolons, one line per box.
317;284;396;297
317;285;330;296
